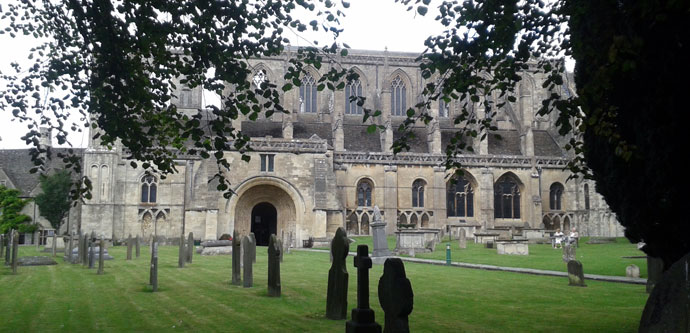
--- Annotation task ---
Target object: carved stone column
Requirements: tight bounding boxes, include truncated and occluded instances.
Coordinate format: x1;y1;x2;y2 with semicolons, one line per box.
480;168;495;230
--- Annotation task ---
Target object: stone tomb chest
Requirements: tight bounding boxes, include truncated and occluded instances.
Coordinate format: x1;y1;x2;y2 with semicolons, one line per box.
495;239;529;255
395;228;441;255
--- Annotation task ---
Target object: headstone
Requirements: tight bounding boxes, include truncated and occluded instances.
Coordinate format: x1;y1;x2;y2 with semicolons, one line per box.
52;233;57;257
326;228;350;320
646;256;664;293
82;234;89;266
277;238;284;263
458;229;467;249
88;238;95;269
626;264;640;278
76;232;83;264
562;242;576;262
567;260;586;287
0;235;4;262
4;233;10;265
135;235;141;258
67;234;74;262
150;242;159;292
126;234;133;260
11;230;19;274
186;232;194;264
378;258;413;333
345;245;382;333
242;235;254;288
97;237;105;275
639;252;690;332
231;230;242;285
249;233;257;263
371;206;391;257
267;234;281;297
178;234;186;268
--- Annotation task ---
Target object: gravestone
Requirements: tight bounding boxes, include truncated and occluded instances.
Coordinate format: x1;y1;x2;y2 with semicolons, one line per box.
639;252;690;332
67;234;74;262
64;235;70;258
11;230;19;274
327;228;350;320
135;235;140;258
126;234;133;260
52;233;57;257
187;232;194;264
242;235;254;288
97;237;105;275
646;256;664;293
277;238;284;263
267;234;281;297
88;238;95;269
345;245;382;333
378;258;413;333
0;234;4;262
76;232;83;264
178;234;186;268
231;230;242;285
567;260;586;287
370;206;391;257
150;242;159;292
562;242;576;262
458;229;467;249
4;233;10;265
626;264;640;278
249;233;257;263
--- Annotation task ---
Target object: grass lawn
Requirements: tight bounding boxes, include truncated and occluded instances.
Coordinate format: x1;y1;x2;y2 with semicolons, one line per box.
0;245;647;332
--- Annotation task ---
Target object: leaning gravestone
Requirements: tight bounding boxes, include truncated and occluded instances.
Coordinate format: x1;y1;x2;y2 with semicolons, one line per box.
458;229;467;249
378;258;413;333
626;264;640;278
567;260;586;287
646;256;664;293
126;234;133;260
345;245;382;333
135;235;141;258
186;232;194;264
249;233;257;263
639;252;690;332
242;235;254;288
178;234;186;268
98;237;105;275
267;234;281;297
11;230;19;274
231;230;242;285
371;206;391;257
327;228;350;320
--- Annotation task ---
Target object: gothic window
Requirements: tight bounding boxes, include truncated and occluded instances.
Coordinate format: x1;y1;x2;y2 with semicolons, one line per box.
356;179;373;207
345;80;363;115
447;176;474;217
391;75;406;116
439;98;450;118
141;175;157;204
252;70;267;88
260;154;274;172
300;73;317;113
100;165;109;201
549;183;564;210
494;175;521;219
412;179;426;207
360;214;370;235
584;184;590;210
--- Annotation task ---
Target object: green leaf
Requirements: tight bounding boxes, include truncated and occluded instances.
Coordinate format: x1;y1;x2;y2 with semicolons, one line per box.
367;124;377;134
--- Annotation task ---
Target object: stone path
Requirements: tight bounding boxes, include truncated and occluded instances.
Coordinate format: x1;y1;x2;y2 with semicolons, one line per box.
296;248;647;285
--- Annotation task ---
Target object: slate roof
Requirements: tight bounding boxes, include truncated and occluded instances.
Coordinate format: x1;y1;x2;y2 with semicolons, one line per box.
533;130;563;157
0;148;85;197
488;130;522;155
343;124;381;152
240;120;283;139
393;128;429;153
441;129;475;154
293;123;333;146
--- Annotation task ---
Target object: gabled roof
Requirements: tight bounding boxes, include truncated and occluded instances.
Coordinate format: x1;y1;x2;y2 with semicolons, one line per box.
0;148;85;197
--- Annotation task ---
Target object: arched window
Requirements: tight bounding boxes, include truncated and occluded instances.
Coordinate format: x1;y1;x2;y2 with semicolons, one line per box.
447;176;474;217
356;180;373;207
300;73;317;113
141;175;157;203
549;183;564;210
412;179;426;207
252;70;267;88
100;165;109;201
391;75;406;116
439;98;450;118
345;79;363;115
584;184;590;210
494;175;521;219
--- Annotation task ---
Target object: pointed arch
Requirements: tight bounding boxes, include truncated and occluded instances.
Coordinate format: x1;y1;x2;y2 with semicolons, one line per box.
421;213;430;228
412;179;426;208
360;213;370;235
356;178;374;207
140;174;158;203
388;69;413;116
250;63;275;86
447;171;476;217
410;214;418;227
494;172;522;219
549;182;565;210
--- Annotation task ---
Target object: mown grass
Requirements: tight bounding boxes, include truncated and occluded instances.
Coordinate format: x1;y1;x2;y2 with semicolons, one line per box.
0;245;647;332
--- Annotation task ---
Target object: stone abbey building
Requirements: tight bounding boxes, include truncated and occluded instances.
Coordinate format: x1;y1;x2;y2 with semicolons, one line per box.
0;49;623;246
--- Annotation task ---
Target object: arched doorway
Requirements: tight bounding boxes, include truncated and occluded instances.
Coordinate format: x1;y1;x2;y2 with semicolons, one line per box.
251;202;277;246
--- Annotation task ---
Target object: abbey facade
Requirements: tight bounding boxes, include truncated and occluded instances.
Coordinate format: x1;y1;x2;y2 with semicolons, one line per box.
1;49;623;246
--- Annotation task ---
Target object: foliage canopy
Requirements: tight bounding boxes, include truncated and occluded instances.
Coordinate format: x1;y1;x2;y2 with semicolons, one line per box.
35;169;73;231
0;185;34;234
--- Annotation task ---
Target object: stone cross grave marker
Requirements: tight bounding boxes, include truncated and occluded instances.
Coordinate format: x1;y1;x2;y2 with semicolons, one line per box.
11;230;19;274
378;258;413;333
567;260;586;287
126;234;133;260
268;234;281;297
232;230;242;285
345;244;382;333
135;235;141;258
327;228;350;320
98;236;105;275
626;264;640;278
178;234;186;268
242;235;254;288
458;229;467;249
186;232;194;264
